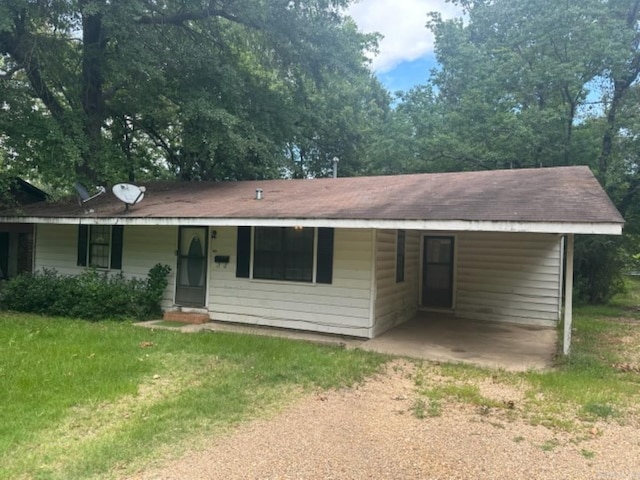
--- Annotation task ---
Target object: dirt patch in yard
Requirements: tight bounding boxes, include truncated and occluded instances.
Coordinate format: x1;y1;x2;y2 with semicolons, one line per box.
125;360;640;480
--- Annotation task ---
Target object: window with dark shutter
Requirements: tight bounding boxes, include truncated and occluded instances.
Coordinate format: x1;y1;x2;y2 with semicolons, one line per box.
77;225;124;269
236;226;335;283
253;227;314;282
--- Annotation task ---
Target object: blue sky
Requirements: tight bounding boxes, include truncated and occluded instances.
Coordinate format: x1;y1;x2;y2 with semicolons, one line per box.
347;0;463;93
376;55;439;93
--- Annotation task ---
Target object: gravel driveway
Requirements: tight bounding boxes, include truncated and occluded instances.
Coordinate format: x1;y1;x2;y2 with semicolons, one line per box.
127;361;640;480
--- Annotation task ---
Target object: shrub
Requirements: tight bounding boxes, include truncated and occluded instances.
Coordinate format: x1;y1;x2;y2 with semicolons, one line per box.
574;236;626;304
0;264;171;321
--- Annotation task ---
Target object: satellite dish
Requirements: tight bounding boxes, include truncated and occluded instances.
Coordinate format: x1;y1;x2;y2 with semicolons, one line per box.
75;182;106;205
112;183;146;210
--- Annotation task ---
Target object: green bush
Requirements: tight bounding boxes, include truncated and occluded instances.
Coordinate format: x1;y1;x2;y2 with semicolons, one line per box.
0;264;171;321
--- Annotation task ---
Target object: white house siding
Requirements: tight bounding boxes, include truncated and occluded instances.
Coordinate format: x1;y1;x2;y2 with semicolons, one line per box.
34;224;80;276
35;224;177;308
372;229;420;337
455;232;562;327
120;226;177;308
207;227;374;337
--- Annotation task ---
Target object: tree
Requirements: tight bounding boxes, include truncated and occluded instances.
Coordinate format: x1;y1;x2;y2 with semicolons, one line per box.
0;0;386;186
390;0;640;302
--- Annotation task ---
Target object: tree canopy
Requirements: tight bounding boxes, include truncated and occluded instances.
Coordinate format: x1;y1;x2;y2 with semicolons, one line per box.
375;0;640;302
0;0;389;187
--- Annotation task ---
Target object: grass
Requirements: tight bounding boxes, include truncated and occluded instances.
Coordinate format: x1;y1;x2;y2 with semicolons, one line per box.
539;439;560;452
411;277;640;431
581;449;596;459
523;278;640;425
3;278;640;477
0;313;387;479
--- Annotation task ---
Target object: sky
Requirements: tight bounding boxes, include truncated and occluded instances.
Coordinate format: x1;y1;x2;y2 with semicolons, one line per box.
347;0;464;93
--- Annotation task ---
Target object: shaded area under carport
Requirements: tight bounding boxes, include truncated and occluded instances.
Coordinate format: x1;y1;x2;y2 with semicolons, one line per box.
359;314;558;371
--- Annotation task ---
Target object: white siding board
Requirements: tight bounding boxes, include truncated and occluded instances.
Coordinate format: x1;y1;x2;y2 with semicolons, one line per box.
458;306;557;320
462;254;560;267
456;274;560;291
373;229;420;336
212;304;371;326
212;311;370;337
214;294;369;319
210;279;371;299
455;309;556;326
458;270;559;283
459;289;557;306
208;227;375;337
455;232;561;326
457;292;560;309
458;284;559;299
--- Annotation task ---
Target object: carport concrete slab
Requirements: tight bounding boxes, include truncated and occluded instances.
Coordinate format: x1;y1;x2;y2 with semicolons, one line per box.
358;315;557;371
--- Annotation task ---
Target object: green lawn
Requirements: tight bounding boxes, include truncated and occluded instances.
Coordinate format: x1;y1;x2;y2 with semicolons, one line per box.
411;277;640;431
0;315;386;479
3;279;640;478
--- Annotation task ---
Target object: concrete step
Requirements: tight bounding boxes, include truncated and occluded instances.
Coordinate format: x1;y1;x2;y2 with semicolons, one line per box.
163;311;210;324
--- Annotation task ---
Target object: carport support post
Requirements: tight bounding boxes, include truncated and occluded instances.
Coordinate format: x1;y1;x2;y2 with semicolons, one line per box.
563;234;574;355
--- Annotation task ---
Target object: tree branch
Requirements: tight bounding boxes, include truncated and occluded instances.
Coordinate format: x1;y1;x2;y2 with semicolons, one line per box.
0;30;66;122
137;119;181;166
136;7;259;30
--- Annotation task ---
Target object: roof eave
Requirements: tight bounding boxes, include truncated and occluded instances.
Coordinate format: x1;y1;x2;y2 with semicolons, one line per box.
0;216;624;235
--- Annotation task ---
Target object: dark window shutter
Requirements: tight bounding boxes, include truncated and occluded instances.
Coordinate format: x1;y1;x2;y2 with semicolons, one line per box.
236;226;251;278
316;227;334;284
0;232;9;279
110;226;124;269
77;225;88;266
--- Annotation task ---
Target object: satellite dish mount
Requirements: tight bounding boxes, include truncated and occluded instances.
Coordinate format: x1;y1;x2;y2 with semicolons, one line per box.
112;183;146;211
75;183;106;207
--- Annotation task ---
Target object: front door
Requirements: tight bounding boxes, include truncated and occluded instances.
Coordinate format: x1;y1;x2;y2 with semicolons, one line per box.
175;226;208;307
422;236;455;309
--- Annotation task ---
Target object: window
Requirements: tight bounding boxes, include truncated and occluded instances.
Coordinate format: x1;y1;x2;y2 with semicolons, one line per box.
254;227;314;282
396;229;406;283
236;226;334;284
77;225;123;269
89;225;110;268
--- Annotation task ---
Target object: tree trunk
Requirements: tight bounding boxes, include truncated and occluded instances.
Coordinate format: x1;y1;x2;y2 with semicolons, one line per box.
79;4;107;183
598;0;640;179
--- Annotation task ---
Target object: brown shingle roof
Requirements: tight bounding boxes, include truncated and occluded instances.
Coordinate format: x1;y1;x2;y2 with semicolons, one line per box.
1;166;624;226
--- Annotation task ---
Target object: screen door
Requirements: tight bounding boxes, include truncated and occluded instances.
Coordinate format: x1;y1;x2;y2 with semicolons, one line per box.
175;227;208;307
422;236;455;309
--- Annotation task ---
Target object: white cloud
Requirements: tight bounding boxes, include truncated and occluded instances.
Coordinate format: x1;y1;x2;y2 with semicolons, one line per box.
347;0;463;73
